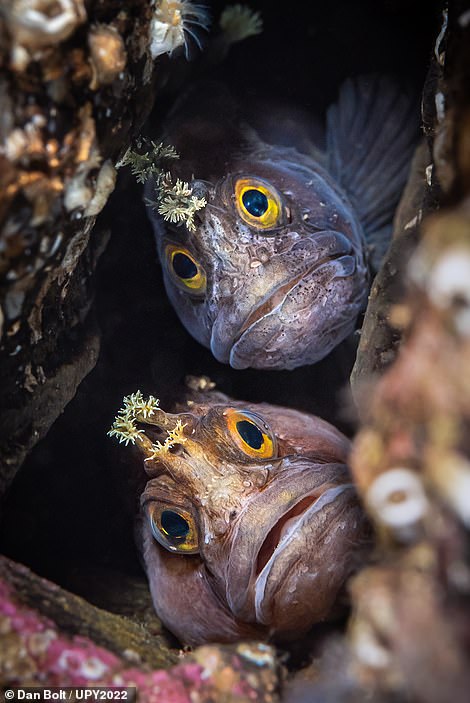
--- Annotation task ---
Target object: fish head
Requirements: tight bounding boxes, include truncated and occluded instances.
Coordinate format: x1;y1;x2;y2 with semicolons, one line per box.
123;392;370;641
150;148;369;370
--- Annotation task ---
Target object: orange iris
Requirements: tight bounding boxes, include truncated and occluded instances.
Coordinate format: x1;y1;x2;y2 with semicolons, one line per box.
224;408;277;459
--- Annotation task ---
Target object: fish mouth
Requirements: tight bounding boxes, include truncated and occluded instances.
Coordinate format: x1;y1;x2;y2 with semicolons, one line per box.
255;491;324;575
209;230;363;369
235;252;354;347
253;484;354;621
209;229;358;367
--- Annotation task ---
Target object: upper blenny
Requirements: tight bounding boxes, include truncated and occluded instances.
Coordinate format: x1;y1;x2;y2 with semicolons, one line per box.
145;75;418;370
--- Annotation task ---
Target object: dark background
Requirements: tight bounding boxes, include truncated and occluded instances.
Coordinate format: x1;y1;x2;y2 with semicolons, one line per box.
0;0;440;603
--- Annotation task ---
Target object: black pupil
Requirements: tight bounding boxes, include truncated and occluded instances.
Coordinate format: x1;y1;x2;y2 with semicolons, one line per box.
242;189;268;217
236;420;264;450
172;252;198;279
161;510;190;539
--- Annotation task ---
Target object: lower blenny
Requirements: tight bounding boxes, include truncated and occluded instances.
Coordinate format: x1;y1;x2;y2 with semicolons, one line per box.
108;384;370;645
144;75;418;370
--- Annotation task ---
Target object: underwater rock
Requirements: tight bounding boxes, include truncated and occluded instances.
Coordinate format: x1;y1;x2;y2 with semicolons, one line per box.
350;140;433;392
348;554;470;703
0;0;165;494
344;6;470;700
0;555;280;701
0;555;177;672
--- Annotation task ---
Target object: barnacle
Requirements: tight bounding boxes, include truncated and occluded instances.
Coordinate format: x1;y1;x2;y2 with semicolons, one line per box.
365;467;429;538
84;160;117;217
88;24;127;90
219;4;263;43
6;0;87;70
149;0;211;60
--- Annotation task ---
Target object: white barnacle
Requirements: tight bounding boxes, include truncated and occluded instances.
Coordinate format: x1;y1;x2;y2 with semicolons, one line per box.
427;248;470;336
64;169;94;212
149;0;210;60
88;24;127;90
352;622;391;670
7;0;86;69
79;656;109;680
64;139;102;213
429;452;470;527
365;467;429;537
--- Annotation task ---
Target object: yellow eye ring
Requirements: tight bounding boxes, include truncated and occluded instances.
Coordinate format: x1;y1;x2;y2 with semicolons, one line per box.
234;178;282;230
224;408;277;459
165;245;206;294
149;504;199;554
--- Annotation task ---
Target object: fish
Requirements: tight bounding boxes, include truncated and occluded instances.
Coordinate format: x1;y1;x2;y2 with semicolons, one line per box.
144;75;418;370
108;382;371;645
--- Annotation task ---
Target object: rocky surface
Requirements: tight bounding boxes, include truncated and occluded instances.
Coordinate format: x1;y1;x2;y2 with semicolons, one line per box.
0;0;162;494
343;4;470;702
0;556;280;700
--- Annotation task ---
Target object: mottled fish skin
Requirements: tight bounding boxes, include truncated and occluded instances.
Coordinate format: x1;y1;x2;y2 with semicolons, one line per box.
145;77;417;370
129;387;370;645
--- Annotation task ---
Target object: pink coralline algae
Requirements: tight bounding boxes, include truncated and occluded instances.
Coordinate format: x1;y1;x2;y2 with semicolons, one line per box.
0;572;279;702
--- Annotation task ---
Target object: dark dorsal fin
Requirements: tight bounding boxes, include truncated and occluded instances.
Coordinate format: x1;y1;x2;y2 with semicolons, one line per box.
326;75;420;269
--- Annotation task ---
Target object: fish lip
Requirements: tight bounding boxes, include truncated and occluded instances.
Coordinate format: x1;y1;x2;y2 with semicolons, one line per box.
228;254;355;367
209;231;358;366
253;483;354;624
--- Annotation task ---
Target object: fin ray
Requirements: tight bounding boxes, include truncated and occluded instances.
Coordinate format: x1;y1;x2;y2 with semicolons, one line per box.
327;75;419;266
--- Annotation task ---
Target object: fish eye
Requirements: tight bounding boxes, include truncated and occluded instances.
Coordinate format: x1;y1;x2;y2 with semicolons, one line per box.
242;189;268;217
149;505;199;554
165;245;206;295
224;408;277;459
234;178;282;230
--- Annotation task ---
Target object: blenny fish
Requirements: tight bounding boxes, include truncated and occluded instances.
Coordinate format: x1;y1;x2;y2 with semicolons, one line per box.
145;75;418;370
108;384;370;645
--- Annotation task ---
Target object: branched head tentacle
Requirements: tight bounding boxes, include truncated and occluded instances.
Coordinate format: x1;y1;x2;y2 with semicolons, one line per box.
118;139;206;231
107;391;188;459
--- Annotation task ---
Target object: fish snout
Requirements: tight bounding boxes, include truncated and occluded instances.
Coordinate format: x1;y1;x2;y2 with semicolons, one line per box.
251;482;370;637
209;230;367;369
134;411;200;475
190;179;210;200
222;462;362;625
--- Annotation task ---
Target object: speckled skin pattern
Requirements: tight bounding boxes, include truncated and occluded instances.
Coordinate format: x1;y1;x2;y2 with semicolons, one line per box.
134;389;370;645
